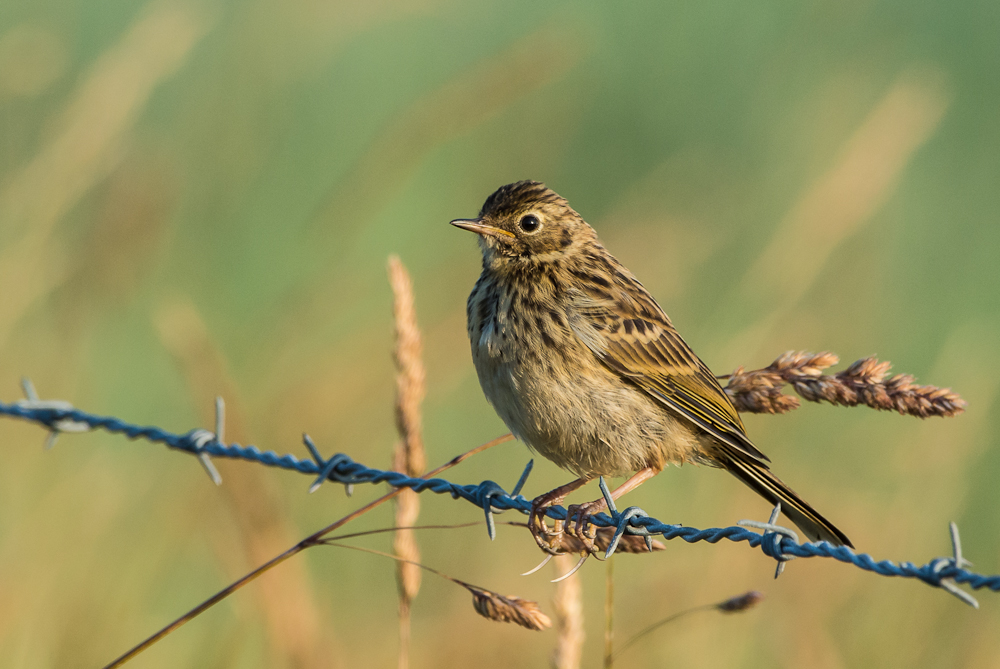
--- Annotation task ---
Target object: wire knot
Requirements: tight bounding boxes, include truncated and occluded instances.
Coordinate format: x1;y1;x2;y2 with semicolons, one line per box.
737;503;799;578
760;529;793;562
605;506;655;559
475;480;509;541
303;434;360;495
478;461;534;543
926;522;979;608
592;477;655;559
15;378;90;450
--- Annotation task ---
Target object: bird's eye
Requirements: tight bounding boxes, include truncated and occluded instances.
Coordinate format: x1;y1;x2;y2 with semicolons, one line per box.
519;214;541;233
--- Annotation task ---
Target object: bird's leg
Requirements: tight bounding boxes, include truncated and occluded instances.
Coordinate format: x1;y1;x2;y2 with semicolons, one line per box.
566;468;659;551
529;477;591;554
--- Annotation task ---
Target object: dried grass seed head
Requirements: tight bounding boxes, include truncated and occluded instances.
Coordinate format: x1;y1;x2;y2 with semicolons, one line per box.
716;590;765;613
467;586;552;631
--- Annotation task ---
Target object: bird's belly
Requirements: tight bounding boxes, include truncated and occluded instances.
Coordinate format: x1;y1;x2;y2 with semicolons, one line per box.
472;338;702;478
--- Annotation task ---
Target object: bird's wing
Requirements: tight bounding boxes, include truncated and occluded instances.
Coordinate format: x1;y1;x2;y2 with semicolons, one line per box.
567;264;769;465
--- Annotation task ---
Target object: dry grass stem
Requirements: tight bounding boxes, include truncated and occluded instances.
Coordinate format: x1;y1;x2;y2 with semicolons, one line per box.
550;554;584;669
326;542;551;631
724;351;966;418
609;590;765;663
388;256;427;669
603;557;614;669
319;522;490;543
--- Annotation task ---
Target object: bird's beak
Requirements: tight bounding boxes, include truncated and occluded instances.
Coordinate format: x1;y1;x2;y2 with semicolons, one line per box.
450;218;515;240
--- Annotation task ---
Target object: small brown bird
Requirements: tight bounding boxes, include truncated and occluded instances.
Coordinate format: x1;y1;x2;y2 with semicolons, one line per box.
452;180;852;550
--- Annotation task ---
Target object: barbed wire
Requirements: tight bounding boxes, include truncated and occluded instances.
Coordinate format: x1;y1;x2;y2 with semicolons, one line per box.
2;384;996;609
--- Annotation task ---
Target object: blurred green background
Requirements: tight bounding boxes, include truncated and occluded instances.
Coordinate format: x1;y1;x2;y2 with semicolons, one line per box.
1;0;998;666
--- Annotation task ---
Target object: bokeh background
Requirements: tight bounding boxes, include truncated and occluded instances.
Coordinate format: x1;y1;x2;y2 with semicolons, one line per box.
1;0;999;667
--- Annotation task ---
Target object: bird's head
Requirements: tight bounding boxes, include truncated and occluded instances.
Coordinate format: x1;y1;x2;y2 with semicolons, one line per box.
451;181;594;269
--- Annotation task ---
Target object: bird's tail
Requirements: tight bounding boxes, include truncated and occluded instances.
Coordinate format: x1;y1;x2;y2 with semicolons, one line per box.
723;455;853;548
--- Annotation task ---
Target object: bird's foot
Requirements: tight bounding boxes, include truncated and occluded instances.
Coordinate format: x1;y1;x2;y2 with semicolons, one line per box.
528;491;571;555
564;498;608;555
527;478;593;556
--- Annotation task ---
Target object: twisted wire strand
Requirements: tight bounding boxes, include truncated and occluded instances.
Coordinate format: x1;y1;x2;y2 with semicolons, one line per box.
2;400;997;598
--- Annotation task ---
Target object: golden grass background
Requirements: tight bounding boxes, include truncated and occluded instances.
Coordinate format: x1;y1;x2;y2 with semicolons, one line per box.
1;0;999;666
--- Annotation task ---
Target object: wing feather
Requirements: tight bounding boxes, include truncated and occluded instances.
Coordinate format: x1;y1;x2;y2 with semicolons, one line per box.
567;258;769;465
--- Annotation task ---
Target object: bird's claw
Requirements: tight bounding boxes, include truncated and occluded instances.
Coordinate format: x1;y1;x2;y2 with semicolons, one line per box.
528;491;611;556
528;494;569;556
565;501;604;554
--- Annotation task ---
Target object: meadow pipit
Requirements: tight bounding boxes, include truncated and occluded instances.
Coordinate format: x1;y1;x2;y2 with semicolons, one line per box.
452;180;852;552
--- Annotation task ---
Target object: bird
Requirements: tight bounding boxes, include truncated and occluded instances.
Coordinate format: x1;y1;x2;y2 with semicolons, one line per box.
451;180;852;552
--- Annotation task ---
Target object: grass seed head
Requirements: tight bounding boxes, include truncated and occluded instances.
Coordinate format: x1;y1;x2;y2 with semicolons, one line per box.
467;586;552;631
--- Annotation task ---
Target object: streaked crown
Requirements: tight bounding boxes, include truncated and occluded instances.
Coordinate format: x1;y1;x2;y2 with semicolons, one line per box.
452;181;594;265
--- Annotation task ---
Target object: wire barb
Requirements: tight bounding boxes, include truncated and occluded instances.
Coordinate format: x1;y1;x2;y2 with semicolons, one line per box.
738;503;798;578
186;397;224;486
932;522;978;609
479;462;536;541
511;459;533;497
598;477;655;559
478;481;508;541
605;507;655;560
303;433;352;495
16;378;89;450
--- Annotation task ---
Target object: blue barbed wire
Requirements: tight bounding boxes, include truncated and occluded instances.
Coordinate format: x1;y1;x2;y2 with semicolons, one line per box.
2;393;997;608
